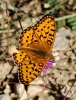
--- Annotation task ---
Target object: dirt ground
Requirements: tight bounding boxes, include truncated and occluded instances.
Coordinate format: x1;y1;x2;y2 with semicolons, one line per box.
0;0;76;100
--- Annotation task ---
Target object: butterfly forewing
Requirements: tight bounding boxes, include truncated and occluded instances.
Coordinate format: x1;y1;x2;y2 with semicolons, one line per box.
33;14;56;52
19;27;34;48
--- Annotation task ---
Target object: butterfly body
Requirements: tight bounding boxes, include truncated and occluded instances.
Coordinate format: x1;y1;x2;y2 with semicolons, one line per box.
13;13;56;84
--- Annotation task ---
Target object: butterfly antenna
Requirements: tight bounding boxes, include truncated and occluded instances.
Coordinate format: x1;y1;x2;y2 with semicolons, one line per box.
11;0;23;31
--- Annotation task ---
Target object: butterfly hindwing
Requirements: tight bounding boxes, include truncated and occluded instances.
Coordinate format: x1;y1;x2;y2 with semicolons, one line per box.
18;58;46;84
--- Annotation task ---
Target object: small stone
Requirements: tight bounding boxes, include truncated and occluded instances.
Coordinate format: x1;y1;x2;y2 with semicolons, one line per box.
54;27;71;50
30;77;44;85
4;84;11;94
56;76;67;85
43;3;50;8
28;85;43;97
0;94;12;100
11;66;18;74
16;84;27;100
0;14;2;19
4;24;8;28
7;74;14;79
8;46;19;55
0;62;12;81
10;93;17;98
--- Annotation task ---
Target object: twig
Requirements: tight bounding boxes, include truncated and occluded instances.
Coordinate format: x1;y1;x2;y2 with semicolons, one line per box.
63;81;76;100
0;29;14;33
11;0;23;31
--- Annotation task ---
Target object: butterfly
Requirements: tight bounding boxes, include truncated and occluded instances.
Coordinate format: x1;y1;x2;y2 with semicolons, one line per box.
13;13;56;84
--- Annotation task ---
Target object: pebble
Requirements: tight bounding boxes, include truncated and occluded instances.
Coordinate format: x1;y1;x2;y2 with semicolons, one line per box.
16;84;27;100
53;27;71;50
4;84;11;94
0;62;12;81
0;94;12;100
11;66;18;74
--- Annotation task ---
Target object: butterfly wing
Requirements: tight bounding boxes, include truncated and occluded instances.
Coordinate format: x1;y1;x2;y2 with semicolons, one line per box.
33;14;56;52
19;58;46;84
19;14;56;52
19;27;34;48
13;49;46;84
13;27;47;84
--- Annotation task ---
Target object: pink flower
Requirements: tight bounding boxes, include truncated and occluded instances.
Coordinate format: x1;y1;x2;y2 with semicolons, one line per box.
41;60;54;76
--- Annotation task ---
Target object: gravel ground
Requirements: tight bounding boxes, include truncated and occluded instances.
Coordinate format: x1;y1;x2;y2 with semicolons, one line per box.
0;26;76;100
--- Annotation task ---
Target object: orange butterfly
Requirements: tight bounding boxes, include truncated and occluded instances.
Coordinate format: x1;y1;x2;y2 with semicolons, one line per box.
13;13;56;84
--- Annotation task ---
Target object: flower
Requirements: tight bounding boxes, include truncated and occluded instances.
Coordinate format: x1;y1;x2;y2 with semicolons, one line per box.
41;60;54;76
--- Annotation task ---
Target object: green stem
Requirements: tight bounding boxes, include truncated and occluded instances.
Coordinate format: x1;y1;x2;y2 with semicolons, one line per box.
55;13;76;21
